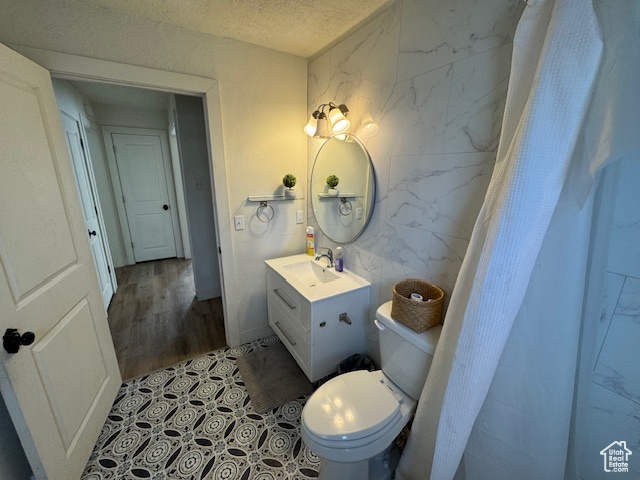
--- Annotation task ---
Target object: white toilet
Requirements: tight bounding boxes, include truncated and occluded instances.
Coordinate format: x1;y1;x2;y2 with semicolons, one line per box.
301;301;441;480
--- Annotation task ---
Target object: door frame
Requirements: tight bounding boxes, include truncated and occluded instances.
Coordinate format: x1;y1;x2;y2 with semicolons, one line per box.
13;46;238;347
103;126;183;265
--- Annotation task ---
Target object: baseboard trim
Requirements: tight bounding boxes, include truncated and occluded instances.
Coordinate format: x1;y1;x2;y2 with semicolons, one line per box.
195;286;222;300
240;324;275;345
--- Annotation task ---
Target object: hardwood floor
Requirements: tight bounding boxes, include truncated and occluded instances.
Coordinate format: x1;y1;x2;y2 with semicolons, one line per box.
107;258;226;381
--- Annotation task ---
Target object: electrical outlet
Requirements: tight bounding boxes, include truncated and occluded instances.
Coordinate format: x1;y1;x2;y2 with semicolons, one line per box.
356;207;363;220
296;210;303;224
234;215;245;230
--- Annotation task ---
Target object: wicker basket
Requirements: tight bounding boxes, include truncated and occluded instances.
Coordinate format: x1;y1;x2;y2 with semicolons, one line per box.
391;279;444;332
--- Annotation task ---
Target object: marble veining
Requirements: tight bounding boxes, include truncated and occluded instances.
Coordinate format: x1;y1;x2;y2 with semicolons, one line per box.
397;0;523;83
444;43;514;153
427;233;469;306
593;277;640;405
366;65;452;157
329;3;401;105
595;272;625;367
387;153;495;239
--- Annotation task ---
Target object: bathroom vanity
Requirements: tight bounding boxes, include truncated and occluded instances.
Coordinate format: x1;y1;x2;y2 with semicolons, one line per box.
265;254;370;382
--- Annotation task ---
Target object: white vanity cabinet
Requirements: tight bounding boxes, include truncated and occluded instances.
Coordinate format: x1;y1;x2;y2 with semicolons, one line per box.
265;255;370;382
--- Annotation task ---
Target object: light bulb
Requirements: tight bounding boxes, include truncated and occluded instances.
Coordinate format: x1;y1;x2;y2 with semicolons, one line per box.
328;105;350;135
359;113;379;137
303;114;317;137
314;115;331;138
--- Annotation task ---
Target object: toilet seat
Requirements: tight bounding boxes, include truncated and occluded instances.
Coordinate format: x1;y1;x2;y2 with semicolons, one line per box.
301;370;417;463
303;370;400;442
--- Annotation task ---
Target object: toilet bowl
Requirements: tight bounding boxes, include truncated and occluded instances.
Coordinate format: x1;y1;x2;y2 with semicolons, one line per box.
301;301;441;479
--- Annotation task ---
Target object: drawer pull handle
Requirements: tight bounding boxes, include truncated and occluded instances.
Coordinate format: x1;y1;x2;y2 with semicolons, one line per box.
274;322;297;346
339;313;352;325
274;289;296;310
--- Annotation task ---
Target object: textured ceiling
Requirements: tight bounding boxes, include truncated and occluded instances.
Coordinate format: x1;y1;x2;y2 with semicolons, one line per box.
80;0;392;57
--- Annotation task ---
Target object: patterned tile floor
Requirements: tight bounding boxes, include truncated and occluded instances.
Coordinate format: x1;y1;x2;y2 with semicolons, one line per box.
82;336;320;479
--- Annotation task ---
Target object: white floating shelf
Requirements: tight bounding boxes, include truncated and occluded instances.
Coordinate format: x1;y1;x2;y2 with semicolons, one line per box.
317;193;358;199
247;195;303;202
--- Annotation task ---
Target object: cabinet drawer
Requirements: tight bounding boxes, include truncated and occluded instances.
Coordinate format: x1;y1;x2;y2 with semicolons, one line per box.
268;295;312;380
266;269;311;341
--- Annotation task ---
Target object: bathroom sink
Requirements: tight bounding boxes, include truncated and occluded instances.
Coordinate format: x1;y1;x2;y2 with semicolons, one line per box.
282;259;339;287
265;253;370;302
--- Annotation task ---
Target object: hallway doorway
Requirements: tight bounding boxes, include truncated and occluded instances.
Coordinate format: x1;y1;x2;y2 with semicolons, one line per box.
107;258;226;380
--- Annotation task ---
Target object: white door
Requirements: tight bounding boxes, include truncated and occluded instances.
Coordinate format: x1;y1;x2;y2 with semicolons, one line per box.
113;133;177;262
0;43;121;479
60;112;115;309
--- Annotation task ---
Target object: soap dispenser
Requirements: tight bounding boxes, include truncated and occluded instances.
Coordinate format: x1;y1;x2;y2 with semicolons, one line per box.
335;247;344;272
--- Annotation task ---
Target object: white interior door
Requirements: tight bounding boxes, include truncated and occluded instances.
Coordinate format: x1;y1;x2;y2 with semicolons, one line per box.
0;43;121;479
60;112;114;309
113;133;177;262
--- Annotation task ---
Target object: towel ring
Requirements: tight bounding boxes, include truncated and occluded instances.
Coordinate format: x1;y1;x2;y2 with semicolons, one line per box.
338;198;352;216
257;201;274;222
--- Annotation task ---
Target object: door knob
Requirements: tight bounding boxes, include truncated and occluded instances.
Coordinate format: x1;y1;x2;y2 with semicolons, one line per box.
163;204;169;211
3;329;35;354
88;229;97;237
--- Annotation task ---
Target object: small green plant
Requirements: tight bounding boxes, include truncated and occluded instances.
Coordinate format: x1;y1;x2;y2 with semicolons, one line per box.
326;175;339;189
282;174;297;189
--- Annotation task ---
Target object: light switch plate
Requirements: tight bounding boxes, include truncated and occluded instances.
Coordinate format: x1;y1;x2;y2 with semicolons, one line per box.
356;207;363;220
296;210;303;224
234;215;245;230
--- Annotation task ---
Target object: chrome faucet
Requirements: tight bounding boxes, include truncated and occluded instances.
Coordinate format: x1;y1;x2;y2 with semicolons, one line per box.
315;247;333;268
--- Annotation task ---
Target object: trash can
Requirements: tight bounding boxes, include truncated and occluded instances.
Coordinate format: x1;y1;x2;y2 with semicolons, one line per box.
337;354;374;375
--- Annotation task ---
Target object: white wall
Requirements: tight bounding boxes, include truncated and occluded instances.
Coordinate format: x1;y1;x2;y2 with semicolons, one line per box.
168;98;191;260
93;103;168;131
85;121;127;267
174;95;221;300
307;0;523;361
0;0;308;346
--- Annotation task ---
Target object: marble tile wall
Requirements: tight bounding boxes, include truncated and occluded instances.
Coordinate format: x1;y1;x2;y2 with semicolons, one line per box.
581;156;640;479
307;0;523;361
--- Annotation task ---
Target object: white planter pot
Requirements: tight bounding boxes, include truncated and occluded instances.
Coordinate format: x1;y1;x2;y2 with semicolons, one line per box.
327;188;339;196
284;189;296;199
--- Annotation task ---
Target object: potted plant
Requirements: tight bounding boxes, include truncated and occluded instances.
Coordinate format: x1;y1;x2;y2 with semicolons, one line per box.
283;174;297;199
326;175;339;196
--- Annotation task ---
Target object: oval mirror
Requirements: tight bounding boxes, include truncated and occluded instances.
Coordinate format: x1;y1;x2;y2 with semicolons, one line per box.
311;134;375;243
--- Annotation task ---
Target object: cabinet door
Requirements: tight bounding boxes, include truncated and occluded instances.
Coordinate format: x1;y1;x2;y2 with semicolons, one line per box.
267;294;312;379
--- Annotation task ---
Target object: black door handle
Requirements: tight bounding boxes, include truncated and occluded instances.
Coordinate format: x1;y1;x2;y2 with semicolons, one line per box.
88;229;97;237
3;329;35;354
163;204;169;211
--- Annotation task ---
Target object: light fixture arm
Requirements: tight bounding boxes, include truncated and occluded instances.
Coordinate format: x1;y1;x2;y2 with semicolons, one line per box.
305;101;353;138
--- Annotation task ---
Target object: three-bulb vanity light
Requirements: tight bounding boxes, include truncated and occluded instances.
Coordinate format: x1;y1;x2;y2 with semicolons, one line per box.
304;102;379;139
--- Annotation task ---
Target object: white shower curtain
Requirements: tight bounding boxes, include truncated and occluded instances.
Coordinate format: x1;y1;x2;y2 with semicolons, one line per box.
396;0;640;479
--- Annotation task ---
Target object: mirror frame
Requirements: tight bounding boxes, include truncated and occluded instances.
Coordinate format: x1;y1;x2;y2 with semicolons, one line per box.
310;133;376;243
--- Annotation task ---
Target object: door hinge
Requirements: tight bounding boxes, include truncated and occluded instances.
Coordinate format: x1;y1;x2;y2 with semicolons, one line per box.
112;144;116;154
122;194;126;203
80;137;85;151
218;247;221;254
131;241;134;249
107;265;111;274
94;205;98;215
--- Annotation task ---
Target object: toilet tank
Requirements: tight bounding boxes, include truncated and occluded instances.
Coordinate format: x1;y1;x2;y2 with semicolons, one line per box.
375;301;442;400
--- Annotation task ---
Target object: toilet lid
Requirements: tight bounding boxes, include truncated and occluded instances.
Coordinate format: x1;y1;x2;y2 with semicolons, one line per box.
303;370;400;441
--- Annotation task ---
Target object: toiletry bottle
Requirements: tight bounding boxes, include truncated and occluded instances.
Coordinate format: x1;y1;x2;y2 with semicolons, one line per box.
306;226;315;256
335;246;344;272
